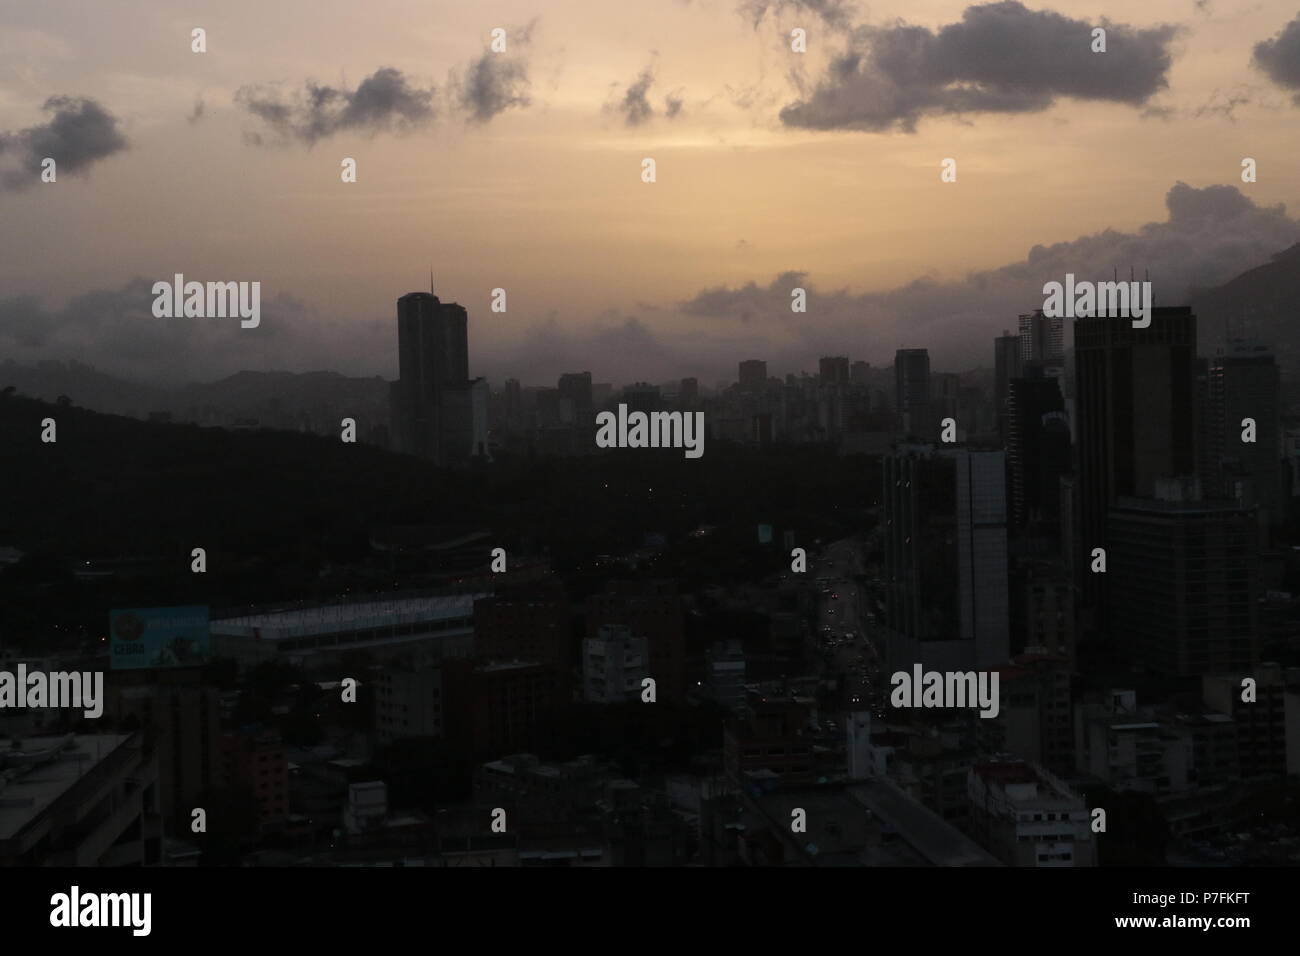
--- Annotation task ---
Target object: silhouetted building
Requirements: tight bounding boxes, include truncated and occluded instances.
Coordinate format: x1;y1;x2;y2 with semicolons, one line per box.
1007;371;1070;533
1108;479;1259;678
1208;341;1281;528
894;349;932;438
819;356;849;386
392;286;484;465
558;371;594;423
1073;306;1197;608
881;446;1009;672
1019;310;1064;363
679;377;699;407
994;332;1022;442
739;360;767;392
622;382;662;413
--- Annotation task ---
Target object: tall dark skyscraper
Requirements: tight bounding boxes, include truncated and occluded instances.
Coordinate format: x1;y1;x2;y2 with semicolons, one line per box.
881;447;1009;673
994;332;1022;443
1007;370;1070;534
1073;306;1197;606
894;348;932;438
1208;341;1281;528
392;284;481;466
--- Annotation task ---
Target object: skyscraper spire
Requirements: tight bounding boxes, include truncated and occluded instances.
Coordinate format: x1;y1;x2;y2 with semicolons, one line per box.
430;267;435;296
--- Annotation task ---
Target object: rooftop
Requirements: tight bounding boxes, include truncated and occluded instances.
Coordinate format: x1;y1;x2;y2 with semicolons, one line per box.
0;733;132;840
212;593;486;640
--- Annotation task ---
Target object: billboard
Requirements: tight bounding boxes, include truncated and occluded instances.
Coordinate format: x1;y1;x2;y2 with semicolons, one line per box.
109;605;210;670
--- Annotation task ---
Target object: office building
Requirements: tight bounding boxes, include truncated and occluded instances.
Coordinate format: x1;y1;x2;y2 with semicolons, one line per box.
1006;371;1070;533
1108;480;1259;678
1073;306;1197;606
994;332;1022;442
1019;310;1065;364
1208;341;1282;527
894;349;932;437
392;285;485;466
583;625;649;703
967;759;1095;866
881;446;1009;672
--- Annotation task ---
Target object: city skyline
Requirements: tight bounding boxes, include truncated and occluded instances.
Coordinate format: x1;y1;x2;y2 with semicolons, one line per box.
3;1;1300;385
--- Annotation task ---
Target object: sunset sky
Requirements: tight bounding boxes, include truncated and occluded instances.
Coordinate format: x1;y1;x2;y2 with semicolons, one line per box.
2;0;1300;385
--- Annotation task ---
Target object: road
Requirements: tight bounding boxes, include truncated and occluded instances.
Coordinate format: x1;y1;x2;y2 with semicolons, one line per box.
809;538;887;720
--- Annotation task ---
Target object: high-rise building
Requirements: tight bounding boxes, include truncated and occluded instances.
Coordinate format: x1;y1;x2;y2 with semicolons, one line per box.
894;349;932;438
994;332;1022;442
850;360;871;386
679;377;700;407
739;360;767;392
819;356;850;386
1073;306;1197;606
881;446;1009;672
392;285;483;466
1208;341;1281;527
1108;479;1259;678
1006;371;1070;533
1019;310;1065;364
558;371;594;422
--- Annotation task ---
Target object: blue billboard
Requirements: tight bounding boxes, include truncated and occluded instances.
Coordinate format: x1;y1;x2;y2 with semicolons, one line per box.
109;605;210;670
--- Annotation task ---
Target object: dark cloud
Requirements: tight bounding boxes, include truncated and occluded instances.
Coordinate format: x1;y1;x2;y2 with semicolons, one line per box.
616;67;657;126
665;92;685;118
0;96;128;191
235;68;436;145
1253;14;1300;101
451;22;536;123
1193;88;1251;120
780;1;1179;132
738;0;857;30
